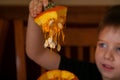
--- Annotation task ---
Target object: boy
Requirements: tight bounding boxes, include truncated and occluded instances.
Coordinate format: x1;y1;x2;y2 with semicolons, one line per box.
26;0;120;80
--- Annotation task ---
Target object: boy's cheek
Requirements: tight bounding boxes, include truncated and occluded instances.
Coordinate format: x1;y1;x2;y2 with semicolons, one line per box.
95;49;101;59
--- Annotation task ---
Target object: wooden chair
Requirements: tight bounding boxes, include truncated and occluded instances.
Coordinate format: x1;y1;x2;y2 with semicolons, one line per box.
0;19;9;66
62;28;98;63
14;19;27;80
13;19;98;80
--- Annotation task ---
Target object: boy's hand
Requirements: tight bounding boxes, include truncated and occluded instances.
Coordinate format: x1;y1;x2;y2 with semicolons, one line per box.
29;0;49;17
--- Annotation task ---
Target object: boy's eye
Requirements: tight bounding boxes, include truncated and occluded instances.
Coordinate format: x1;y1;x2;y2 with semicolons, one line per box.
116;47;120;52
98;43;107;48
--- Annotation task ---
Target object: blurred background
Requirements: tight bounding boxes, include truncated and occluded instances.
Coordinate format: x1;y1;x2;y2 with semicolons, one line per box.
0;0;120;80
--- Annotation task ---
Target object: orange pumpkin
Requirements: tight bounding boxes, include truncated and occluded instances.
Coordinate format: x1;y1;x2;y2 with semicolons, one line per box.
37;70;79;80
34;6;67;51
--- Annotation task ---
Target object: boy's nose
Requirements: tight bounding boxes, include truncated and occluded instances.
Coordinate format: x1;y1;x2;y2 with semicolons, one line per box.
104;50;114;61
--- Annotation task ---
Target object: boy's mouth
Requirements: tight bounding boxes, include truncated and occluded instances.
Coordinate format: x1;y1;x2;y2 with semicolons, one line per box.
102;63;114;71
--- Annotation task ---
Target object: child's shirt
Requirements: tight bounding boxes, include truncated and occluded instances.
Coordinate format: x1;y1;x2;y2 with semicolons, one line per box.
59;55;102;80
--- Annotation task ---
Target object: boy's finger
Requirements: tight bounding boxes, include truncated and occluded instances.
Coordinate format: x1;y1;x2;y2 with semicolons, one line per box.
42;0;49;7
36;2;43;14
33;0;39;5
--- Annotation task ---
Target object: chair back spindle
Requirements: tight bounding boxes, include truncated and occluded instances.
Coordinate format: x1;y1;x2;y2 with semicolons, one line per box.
14;19;27;80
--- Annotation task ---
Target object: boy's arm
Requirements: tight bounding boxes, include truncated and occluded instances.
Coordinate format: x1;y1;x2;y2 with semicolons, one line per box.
26;0;60;69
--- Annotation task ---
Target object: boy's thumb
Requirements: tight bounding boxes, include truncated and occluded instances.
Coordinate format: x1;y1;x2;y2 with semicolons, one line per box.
42;0;49;7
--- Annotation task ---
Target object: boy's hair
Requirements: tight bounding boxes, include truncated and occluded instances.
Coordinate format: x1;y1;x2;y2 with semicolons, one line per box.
98;5;120;33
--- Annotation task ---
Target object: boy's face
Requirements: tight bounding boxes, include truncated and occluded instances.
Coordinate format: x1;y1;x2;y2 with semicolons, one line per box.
95;26;120;80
